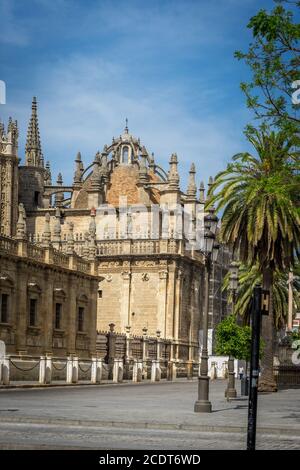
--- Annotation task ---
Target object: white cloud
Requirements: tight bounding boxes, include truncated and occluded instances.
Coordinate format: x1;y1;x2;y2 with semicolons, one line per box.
1;0;256;188
5;53;246;188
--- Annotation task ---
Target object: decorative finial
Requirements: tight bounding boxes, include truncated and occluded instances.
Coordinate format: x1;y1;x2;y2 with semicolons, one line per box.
168;153;180;189
73;152;82;184
16;204;27;240
55;174;64;207
57;172;63;185
139;146;148;183
125;117;129;133
187;163;197;199
199;181;205;203
149;152;155;171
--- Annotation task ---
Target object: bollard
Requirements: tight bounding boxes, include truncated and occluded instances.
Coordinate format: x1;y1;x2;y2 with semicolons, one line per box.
2;356;10;385
39;356;46;384
91;357;97;383
113;358;123;383
210;362;217;380
91;358;103;384
132;360;143;382
167;360;176;381
222;361;228;379
151;360;161;382
66;356;73;384
96;358;103;383
45;356;52;384
72;356;79;383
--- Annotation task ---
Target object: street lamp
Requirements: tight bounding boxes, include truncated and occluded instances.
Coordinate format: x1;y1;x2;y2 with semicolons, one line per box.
229;261;239;305
226;261;239;399
194;207;219;413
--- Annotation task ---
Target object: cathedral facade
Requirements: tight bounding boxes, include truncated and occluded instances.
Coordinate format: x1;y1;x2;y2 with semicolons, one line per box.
0;97;223;360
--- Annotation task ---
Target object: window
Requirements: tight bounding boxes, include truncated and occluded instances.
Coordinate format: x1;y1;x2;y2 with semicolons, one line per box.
122;146;129;163
0;294;8;323
34;191;40;206
98;290;102;299
78;307;84;332
29;298;37;326
55;303;62;329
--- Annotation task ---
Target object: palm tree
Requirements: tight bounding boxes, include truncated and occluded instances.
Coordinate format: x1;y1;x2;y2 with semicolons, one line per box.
208;126;300;391
223;263;300;329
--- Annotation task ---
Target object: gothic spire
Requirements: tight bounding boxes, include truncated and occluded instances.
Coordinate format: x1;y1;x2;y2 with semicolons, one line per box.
149;152;155;171
25;96;43;167
199;181;205;203
91;152;102;190
168;153;180;190
207;176;214;197
73;152;83;184
187;163;197;199
139;146;149;183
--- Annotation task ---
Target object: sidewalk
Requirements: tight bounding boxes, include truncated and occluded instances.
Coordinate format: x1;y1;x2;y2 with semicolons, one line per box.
0;379;299;435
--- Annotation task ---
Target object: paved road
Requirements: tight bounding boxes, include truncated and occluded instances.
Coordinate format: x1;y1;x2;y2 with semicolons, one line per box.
0;422;299;450
0;380;299;449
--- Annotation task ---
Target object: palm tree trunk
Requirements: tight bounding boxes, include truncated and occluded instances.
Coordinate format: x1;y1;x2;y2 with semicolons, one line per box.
258;267;278;392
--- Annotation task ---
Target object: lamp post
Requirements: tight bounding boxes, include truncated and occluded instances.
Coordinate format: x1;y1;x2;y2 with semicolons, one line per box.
194;206;219;413
226;261;239;399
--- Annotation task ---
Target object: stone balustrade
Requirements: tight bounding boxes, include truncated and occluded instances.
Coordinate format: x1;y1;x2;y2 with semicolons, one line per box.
0;354;204;386
52;249;70;269
90;239;185;257
0;235;94;276
0;236;18;255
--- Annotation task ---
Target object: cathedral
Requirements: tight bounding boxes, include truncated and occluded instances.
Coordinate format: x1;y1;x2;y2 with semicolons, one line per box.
0;97;228;360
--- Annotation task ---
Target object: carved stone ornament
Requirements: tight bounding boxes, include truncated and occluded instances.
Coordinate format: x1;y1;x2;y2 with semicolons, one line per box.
121;271;131;280
106;274;112;282
159;270;168;280
141;272;149;281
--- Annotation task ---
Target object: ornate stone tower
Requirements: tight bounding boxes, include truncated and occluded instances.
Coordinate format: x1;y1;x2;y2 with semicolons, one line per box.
0;118;19;236
18;97;46;212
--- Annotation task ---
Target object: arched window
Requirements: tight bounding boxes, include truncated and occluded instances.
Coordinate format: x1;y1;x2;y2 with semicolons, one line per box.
122;146;129;164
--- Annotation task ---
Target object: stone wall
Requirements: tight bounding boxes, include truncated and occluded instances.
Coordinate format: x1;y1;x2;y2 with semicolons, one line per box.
18;166;45;213
97;255;203;355
0;237;99;357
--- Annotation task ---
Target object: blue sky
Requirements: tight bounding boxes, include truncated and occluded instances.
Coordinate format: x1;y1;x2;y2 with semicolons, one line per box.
0;0;277;188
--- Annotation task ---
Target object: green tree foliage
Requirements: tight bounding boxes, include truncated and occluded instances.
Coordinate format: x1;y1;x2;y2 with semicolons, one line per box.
208;127;300;272
208;126;300;390
235;0;300;132
215;315;262;362
223;263;300;329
